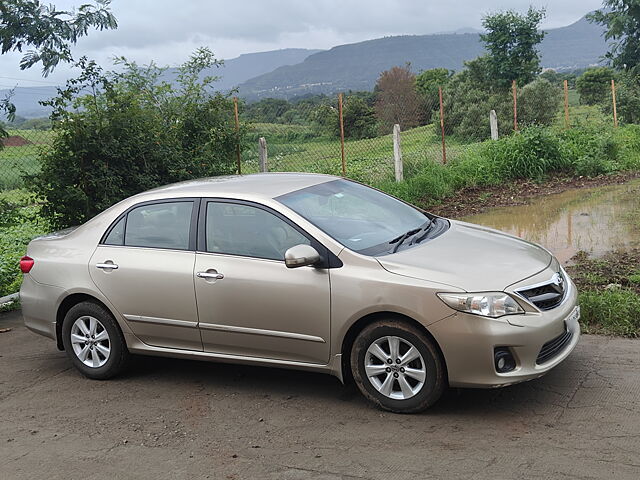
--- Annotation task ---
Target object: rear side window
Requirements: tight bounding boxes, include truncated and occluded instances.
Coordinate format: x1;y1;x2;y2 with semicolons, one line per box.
205;202;310;260
102;201;194;250
103;217;125;245
125;202;193;250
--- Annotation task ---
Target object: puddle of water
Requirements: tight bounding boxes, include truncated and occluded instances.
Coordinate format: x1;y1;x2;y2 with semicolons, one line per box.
460;180;640;264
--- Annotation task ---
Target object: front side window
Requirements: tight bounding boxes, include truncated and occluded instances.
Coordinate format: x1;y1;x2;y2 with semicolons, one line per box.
123;202;193;250
206;202;310;260
277;179;431;255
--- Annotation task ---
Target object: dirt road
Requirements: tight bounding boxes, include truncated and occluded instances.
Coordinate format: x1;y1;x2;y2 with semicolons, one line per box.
1;310;639;479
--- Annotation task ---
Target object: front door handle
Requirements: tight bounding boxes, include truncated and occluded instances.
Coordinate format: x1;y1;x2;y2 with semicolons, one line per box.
196;271;224;280
96;262;119;270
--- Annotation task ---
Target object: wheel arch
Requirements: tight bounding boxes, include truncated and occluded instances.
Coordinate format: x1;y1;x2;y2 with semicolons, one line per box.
340;311;448;386
55;293;121;351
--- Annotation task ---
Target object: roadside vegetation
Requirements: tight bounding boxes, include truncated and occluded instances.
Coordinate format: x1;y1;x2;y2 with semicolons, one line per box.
567;250;640;337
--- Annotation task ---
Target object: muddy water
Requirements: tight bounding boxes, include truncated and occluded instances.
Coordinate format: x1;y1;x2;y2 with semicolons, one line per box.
460;180;640;264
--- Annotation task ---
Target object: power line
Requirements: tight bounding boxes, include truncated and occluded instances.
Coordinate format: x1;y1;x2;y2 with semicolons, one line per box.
0;76;60;85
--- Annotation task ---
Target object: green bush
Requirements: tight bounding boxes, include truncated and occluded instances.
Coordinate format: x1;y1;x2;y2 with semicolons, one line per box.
576;67;617;105
519;79;562;127
31;49;244;229
607;73;640;125
0;190;48;297
436;74;561;142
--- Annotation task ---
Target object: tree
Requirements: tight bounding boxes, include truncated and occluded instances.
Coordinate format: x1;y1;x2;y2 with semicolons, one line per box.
480;7;546;89
341;96;376;139
0;0;117;75
32;48;243;228
589;1;640;72
415;68;451;109
576;67;617;105
0;0;117;138
374;65;425;133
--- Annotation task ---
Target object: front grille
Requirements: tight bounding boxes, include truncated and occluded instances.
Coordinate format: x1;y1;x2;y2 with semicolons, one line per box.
517;273;566;311
536;328;573;364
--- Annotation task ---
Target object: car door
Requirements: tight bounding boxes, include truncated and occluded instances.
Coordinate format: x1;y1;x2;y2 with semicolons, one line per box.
194;200;331;364
89;199;203;351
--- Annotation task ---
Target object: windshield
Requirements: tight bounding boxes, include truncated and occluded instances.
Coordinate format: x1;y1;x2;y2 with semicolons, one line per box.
276;179;430;255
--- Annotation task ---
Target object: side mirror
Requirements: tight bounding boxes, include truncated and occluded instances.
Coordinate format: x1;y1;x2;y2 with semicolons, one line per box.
285;244;321;269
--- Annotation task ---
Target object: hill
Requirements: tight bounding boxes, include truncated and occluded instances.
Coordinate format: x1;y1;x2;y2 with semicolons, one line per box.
2;48;322;119
238;15;608;100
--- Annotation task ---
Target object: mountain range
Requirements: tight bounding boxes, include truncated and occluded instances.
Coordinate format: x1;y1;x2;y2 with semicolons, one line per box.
2;13;609;119
238;15;608;100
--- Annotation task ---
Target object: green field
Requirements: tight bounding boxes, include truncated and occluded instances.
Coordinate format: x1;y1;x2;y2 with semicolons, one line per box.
0;129;55;190
243;124;477;184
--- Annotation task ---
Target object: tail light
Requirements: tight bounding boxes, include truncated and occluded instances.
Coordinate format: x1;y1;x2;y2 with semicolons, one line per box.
20;256;34;273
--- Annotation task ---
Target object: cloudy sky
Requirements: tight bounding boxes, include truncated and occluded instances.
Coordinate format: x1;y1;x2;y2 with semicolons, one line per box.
0;0;604;88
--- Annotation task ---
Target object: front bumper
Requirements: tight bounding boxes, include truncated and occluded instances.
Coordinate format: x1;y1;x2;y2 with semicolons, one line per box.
429;274;580;388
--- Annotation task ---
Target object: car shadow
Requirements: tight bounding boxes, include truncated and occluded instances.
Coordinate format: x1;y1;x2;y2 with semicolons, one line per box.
115;352;581;415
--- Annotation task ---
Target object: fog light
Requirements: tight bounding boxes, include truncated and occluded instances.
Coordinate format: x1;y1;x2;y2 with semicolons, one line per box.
494;348;516;373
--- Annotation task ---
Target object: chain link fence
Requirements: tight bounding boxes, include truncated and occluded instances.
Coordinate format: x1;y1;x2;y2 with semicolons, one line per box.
0;81;622;192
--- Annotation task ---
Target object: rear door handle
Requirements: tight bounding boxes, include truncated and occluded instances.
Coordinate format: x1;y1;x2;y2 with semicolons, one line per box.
196;271;224;280
96;262;119;270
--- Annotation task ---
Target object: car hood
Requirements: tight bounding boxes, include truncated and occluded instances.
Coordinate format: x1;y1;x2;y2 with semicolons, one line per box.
376;220;552;292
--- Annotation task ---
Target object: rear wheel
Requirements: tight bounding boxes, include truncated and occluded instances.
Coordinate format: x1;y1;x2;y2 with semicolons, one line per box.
350;319;445;413
62;301;130;379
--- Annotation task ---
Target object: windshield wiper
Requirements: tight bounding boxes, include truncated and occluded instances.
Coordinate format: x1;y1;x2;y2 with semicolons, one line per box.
389;221;430;253
410;218;435;246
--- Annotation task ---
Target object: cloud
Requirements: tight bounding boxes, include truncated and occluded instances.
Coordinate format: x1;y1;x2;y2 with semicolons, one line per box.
0;0;604;85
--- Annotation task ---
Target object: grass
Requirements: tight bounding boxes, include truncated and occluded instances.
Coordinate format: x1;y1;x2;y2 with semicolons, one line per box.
243;124;472;184
566;250;640;337
0;129;55;190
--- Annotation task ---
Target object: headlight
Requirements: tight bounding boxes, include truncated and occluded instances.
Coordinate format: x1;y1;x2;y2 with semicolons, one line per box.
437;292;524;318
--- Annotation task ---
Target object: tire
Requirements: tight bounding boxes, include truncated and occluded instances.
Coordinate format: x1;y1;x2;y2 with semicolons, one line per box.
350;319;446;413
61;301;130;380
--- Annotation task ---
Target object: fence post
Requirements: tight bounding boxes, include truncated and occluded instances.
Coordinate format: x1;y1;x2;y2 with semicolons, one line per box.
512;80;518;132
563;79;570;129
233;96;241;174
393;124;403;182
490;110;499;140
438;86;447;164
338;93;346;176
611;79;619;128
258;137;268;172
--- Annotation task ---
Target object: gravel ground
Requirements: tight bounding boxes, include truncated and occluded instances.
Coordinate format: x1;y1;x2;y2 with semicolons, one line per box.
1;310;639;480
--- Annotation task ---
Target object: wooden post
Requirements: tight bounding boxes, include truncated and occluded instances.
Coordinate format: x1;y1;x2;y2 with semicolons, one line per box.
338;93;346;176
233;96;241;174
393;124;403;182
611;79;618;128
512;80;518;132
438;86;447;164
258;137;268;172
564;80;570;129
490;110;499;140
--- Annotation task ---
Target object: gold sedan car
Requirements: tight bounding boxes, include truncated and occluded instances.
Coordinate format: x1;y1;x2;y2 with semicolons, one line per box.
20;174;580;413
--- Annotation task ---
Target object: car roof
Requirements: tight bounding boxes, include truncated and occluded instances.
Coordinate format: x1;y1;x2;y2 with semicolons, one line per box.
140;173;340;200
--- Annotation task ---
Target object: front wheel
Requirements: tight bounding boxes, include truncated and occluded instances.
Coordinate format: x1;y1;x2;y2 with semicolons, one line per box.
350;320;446;413
61;301;130;379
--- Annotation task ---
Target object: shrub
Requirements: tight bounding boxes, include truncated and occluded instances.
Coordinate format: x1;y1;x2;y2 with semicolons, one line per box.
31;49;243;229
576;67;617;105
479;127;567;181
436;74;561;142
519;79;562;126
606;73;640;125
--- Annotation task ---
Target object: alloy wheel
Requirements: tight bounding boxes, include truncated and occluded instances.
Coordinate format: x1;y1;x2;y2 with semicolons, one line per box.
70;315;111;368
364;335;426;400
